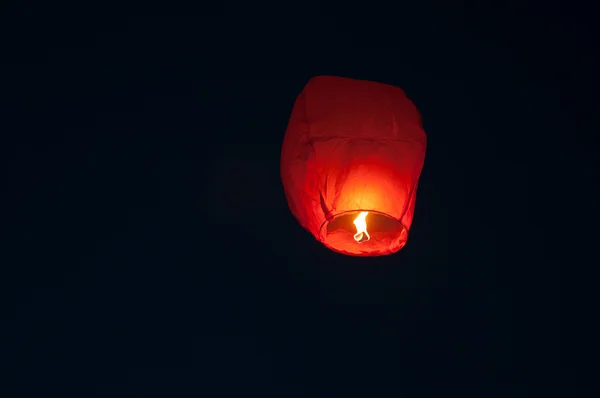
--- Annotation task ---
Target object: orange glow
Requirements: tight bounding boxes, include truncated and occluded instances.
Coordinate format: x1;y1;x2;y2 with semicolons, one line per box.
353;211;370;243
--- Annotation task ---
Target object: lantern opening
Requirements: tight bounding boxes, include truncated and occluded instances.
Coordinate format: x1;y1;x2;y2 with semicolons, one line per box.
319;210;408;256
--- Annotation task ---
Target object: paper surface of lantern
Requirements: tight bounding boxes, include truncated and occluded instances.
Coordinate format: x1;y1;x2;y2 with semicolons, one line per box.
280;76;427;256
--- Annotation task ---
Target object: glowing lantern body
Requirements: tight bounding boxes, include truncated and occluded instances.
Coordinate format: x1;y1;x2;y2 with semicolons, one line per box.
281;76;427;256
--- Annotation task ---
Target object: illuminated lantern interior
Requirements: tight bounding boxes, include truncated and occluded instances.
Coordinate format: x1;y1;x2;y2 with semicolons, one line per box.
280;76;427;256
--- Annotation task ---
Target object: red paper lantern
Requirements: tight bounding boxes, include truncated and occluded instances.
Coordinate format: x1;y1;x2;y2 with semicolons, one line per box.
280;76;427;256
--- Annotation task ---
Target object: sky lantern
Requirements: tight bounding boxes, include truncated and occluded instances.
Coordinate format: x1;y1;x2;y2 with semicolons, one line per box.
280;76;427;256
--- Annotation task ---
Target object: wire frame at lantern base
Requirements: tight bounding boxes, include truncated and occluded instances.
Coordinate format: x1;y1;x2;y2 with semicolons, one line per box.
318;210;408;257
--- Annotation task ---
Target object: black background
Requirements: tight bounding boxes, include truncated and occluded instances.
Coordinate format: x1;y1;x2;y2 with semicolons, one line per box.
2;1;597;396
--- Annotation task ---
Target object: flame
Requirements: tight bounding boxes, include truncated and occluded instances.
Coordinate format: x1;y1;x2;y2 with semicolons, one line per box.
353;211;370;243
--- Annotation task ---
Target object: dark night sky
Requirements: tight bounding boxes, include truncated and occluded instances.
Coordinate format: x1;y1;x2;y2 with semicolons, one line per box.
2;2;597;397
